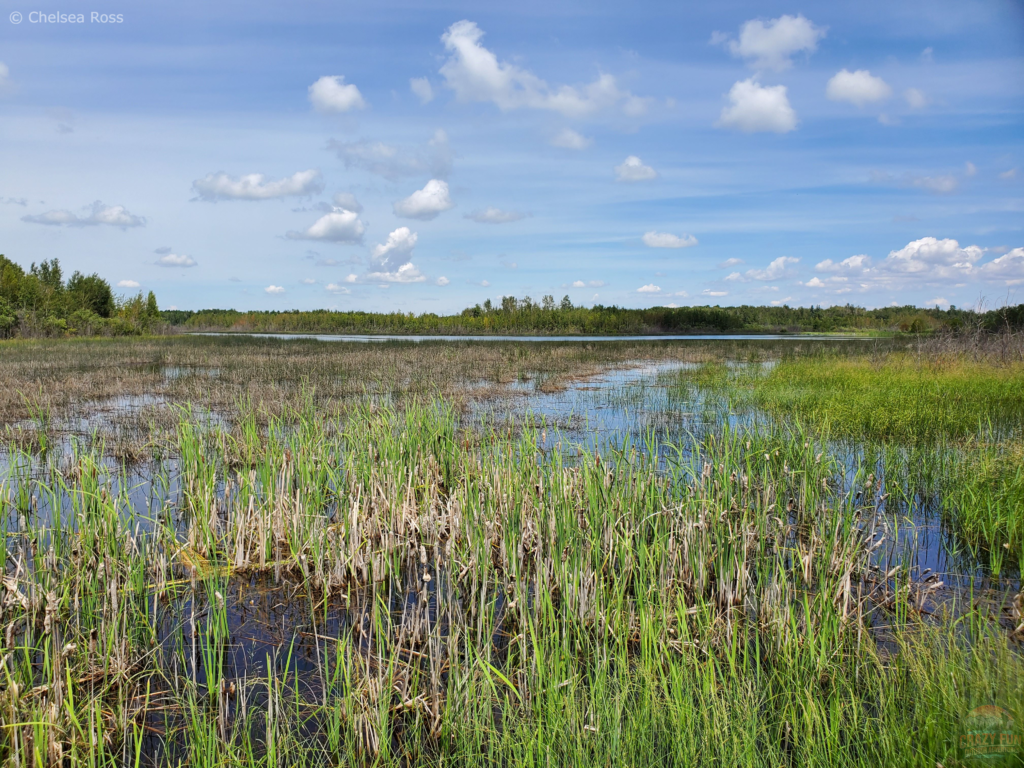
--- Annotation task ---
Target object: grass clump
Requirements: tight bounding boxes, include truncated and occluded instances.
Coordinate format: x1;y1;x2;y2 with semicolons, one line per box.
669;349;1024;567
943;440;1024;561
718;353;1024;442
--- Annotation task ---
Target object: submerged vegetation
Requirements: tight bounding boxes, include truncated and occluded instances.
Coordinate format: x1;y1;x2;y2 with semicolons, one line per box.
1;334;1022;766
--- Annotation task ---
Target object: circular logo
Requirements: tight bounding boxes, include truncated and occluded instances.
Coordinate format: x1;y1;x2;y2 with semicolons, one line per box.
10;11;23;23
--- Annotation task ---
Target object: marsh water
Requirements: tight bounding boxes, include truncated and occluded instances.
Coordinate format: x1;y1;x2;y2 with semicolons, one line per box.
4;350;1018;585
2;339;1020;764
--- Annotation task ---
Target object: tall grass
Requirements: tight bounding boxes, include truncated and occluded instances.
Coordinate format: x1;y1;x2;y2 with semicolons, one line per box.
2;400;1021;766
686;353;1024;442
670;352;1024;561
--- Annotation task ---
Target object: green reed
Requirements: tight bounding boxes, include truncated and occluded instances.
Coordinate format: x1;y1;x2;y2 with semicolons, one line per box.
1;395;1021;766
668;351;1024;561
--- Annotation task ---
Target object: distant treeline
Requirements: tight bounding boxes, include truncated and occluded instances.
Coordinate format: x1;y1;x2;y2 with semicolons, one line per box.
0;254;160;338
165;294;1024;336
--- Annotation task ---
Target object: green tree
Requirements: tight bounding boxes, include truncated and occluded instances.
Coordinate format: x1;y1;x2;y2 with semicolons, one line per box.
66;272;115;317
0;255;26;304
31;259;63;291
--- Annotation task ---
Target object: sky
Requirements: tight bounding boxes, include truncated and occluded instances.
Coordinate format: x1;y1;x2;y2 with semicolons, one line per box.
1;0;1022;313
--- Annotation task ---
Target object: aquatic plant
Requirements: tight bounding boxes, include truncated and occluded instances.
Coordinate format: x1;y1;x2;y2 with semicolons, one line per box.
1;400;1020;766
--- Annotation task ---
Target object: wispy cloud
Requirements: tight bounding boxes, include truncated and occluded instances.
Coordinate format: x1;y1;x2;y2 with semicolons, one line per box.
22;201;145;229
328;130;452;181
465;207;527;224
615;156;657;182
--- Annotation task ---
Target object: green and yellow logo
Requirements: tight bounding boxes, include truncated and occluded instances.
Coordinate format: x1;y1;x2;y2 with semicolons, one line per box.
961;705;1020;761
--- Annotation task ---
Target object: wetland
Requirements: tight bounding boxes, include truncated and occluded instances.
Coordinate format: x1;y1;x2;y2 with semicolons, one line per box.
1;333;1022;766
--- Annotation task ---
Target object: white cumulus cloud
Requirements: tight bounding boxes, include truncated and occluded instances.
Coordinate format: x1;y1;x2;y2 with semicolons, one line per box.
22;201;146;229
465;207;527;224
286;208;365;243
156;254;197;268
436;276;450;286
372;227;417;269
642;231;698;249
615;156;657;182
344;227;429;284
715;14;826;71
980;247;1024;284
365;263;426;284
265;285;285;295
816;254;871;273
393;179;455;220
550;128;592;150
814;238;994;290
826;69;892;107
117;280;140;289
439;20;648;118
740;256;800;281
309;75;366;113
883;237;983;276
91;204;145;228
192;169;324;201
717;79;796;133
637;284;661;293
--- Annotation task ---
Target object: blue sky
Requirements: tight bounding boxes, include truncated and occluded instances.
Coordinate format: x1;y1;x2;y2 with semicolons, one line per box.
1;0;1022;312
